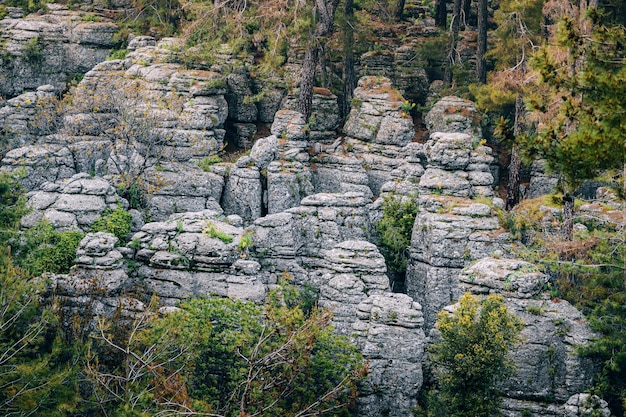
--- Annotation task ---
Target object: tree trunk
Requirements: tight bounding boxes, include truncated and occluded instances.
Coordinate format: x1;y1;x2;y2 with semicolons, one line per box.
476;0;488;83
394;0;406;20
562;193;575;240
299;44;319;120
435;0;447;28
340;0;356;119
461;0;471;28
506;94;525;210
298;0;339;120
444;0;462;85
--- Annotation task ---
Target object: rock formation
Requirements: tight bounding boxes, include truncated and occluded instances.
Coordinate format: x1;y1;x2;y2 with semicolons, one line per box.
0;25;606;414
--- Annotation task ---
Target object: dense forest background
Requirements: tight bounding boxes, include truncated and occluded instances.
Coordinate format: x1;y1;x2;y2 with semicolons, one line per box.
0;0;624;415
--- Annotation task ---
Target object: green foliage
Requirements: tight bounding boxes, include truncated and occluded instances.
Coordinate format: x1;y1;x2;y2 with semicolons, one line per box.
22;37;44;68
238;230;253;251
2;0;48;14
376;193;419;273
0;248;80;416
196;154;223;172
0;173;82;277
107;48;130;60
427;293;523;417
202;221;234;244
86;284;365;416
91;204;133;243
527;12;626;195
14;221;84;277
0;172;28;238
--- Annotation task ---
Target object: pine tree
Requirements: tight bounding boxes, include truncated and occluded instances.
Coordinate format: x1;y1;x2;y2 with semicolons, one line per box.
472;0;545;210
528;5;626;238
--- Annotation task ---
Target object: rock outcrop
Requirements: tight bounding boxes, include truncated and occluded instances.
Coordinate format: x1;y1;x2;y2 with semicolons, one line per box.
21;173;128;231
0;4;118;97
406;196;508;328
456;257;601;416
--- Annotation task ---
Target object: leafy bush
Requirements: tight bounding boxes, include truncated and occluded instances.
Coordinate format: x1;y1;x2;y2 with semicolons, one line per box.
23;37;44;68
422;293;523;417
92;205;133;243
376;193;419;273
15;221;84;276
107;48;129;60
0;172;28;237
0;248;80;416
85;284;366;416
196;154;222;172
202;221;233;243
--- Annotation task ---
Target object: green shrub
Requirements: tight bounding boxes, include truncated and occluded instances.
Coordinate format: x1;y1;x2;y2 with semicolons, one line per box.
23;37;44;68
202;221;233;244
197;154;223;172
0;248;81;416
426;293;523;417
0;172;28;235
376;193;419;273
107;48;129;60
16;221;84;276
91;205;133;243
85;284;365;416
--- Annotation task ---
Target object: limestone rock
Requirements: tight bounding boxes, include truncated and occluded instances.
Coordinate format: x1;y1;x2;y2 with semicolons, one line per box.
249;134;278;170
226;72;258;122
271;110;308;141
343;77;414;146
527;159;560;199
266;160;313;214
502;298;600;405
251;192;372;262
0;7;118;97
353;293;425;417
424;96;482;138
21;174;126;231
562;394;611;417
406;196;507;329
459;257;548;298
222;165;263;224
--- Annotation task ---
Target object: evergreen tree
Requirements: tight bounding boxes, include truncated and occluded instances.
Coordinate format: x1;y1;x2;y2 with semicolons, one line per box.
427;293;523;417
528;6;626;238
472;0;545;210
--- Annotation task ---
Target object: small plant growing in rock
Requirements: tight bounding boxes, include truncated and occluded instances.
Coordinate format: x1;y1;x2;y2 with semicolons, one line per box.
238;231;253;251
92;204;133;244
22;37;44;68
202;221;233;244
376;193;419;274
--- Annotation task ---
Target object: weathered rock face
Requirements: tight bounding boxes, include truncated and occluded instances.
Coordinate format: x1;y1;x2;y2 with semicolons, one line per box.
359;46;430;101
424;95;482;138
353;293;425;417
527;159;560;199
21;173;127;231
343;77;414;147
316;240;426;416
55;195;426;417
2;39;232;220
406;196;508;329
0;84;57;151
419;131;495;198
319;240;389;334
457;257;601;416
0;4;118;97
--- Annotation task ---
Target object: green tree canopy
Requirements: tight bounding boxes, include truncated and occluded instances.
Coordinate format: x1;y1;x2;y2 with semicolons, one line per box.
527;8;626;195
427;293;523;417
